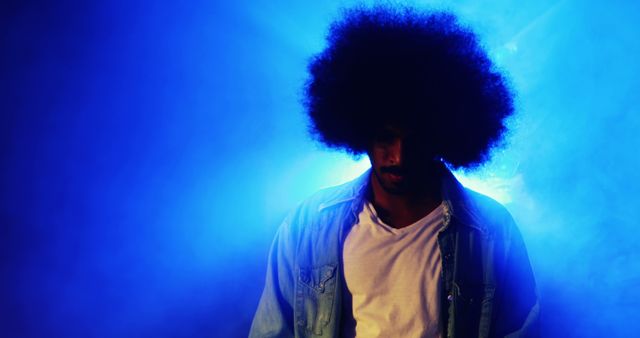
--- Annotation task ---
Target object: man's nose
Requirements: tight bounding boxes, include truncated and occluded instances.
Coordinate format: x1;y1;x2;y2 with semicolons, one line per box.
386;138;404;165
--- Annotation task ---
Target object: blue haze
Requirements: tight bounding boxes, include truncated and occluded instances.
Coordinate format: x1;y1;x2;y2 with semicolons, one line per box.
1;0;639;337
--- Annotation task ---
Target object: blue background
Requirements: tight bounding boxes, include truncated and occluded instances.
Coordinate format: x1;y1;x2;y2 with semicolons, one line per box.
2;0;639;337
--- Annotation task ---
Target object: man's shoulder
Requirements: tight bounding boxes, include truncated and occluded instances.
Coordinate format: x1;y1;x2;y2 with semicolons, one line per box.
464;188;511;217
276;174;365;249
456;187;517;237
294;171;368;214
310;180;360;209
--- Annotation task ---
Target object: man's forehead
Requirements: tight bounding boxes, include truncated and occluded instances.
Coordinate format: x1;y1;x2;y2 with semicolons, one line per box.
378;125;418;137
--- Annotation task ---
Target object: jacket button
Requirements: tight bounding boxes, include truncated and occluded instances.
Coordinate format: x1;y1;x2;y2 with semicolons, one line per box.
447;294;453;301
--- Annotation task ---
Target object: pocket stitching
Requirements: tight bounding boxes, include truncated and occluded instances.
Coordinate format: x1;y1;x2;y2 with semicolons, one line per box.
295;265;337;335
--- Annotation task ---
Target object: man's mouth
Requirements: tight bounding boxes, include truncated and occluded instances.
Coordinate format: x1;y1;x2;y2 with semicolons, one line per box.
381;167;406;182
386;172;404;181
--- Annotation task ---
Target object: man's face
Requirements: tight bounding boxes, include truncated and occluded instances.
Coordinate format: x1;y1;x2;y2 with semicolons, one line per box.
368;126;440;195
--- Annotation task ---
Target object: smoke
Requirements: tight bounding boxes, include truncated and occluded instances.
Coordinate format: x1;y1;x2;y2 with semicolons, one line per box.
2;0;638;337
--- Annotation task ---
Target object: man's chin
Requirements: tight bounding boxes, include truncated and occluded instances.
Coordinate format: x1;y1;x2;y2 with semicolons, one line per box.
379;180;410;195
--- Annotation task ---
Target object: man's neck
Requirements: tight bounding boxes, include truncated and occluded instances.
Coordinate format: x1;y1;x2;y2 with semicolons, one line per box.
368;172;442;229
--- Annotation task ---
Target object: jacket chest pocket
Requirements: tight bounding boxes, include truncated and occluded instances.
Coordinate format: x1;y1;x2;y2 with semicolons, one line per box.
295;265;337;336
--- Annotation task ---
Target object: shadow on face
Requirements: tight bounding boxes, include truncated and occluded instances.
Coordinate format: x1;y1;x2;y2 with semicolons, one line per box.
368;126;443;195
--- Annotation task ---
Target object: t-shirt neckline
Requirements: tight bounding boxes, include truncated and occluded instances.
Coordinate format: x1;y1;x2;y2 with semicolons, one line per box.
364;200;444;234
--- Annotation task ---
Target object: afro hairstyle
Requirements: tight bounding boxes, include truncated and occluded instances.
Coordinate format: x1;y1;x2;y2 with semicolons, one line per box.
303;5;514;169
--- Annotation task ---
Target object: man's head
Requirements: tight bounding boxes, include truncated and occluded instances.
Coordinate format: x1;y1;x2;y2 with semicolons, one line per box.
303;5;514;171
368;125;444;195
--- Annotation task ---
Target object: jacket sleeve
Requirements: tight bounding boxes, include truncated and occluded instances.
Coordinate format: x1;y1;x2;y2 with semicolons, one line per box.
491;218;540;338
249;220;297;338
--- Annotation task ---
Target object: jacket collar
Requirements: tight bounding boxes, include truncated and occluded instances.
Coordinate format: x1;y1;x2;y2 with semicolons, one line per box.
439;167;488;233
317;164;488;233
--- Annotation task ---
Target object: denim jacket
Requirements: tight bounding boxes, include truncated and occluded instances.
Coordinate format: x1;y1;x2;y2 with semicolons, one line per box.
250;167;539;338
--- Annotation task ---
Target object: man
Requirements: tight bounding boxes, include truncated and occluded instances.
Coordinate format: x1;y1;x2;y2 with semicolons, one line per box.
250;6;538;338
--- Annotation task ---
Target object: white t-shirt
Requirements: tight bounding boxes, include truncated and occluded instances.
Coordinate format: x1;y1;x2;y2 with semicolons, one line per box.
342;200;446;338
